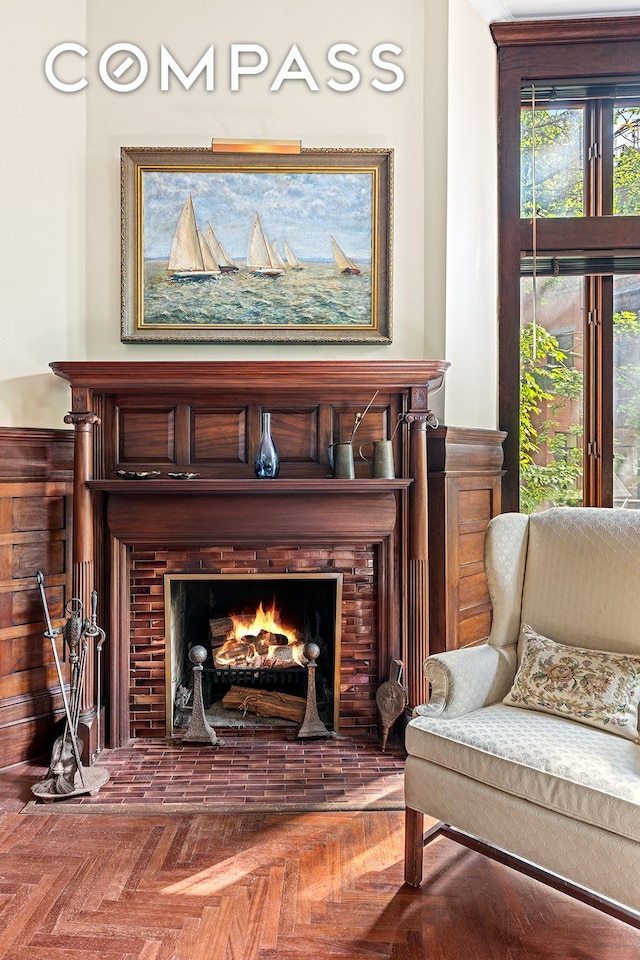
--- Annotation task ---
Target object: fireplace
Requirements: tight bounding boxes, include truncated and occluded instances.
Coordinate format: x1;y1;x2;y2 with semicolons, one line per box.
50;360;449;757
128;537;381;739
165;573;342;733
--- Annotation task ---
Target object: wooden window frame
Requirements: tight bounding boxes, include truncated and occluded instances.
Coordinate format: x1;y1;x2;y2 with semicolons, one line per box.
492;17;640;512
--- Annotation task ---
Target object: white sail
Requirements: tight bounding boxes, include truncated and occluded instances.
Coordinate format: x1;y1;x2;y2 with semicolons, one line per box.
247;214;283;276
204;223;225;265
205;223;239;272
218;242;239;271
283;240;303;269
198;231;219;272
168;195;203;273
167;195;217;279
330;235;361;275
270;240;287;271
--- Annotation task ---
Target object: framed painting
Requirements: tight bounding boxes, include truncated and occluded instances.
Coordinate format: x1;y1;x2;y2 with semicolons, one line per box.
121;146;392;343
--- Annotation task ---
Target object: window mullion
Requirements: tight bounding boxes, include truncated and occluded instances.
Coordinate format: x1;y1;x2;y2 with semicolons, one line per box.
586;102;600;217
584;276;614;507
586;101;614;217
584;276;599;503
599;276;614;507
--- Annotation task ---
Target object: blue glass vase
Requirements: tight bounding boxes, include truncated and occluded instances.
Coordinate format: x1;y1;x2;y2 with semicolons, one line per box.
254;412;280;478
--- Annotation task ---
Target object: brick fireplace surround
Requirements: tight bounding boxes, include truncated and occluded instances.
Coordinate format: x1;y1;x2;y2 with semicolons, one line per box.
134;544;376;739
50;360;448;761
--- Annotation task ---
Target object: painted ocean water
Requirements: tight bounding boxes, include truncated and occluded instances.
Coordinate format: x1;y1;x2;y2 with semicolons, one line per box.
143;260;372;328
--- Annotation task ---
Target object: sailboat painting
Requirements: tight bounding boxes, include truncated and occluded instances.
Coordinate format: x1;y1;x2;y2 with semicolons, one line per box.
122;146;392;343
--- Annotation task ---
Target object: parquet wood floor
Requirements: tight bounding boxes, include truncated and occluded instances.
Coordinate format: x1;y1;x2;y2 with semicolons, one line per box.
1;737;638;959
1;806;639;960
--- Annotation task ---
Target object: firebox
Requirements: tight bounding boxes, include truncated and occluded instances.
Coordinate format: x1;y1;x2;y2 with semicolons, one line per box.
164;573;343;734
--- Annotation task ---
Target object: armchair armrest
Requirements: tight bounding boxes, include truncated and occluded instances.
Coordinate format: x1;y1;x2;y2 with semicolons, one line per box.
414;643;517;720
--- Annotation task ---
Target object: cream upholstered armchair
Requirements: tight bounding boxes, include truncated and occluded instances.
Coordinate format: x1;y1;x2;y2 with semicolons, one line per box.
404;507;640;920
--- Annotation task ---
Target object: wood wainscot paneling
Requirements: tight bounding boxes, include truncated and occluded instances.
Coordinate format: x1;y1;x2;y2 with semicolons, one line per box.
0;428;74;769
427;426;506;654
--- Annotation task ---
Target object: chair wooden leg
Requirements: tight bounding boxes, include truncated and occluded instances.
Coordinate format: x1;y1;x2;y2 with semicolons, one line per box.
404;806;424;887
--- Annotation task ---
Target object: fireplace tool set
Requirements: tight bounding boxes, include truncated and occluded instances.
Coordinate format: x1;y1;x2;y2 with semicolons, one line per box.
31;572;110;801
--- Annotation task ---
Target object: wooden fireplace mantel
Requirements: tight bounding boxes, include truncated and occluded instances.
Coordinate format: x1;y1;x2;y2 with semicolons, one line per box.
51;359;449;752
50;360;449;394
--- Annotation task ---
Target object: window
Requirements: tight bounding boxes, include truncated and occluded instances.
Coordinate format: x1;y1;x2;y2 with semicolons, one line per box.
492;19;640;513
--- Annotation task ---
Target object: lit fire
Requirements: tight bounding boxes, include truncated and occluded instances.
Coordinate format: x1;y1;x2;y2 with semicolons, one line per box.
230;600;296;643
213;600;308;669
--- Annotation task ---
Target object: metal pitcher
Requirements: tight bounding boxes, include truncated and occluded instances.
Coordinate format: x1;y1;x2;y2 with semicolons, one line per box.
328;441;355;479
358;439;395;479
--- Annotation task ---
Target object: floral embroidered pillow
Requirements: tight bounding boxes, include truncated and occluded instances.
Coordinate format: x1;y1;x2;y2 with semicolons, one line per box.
503;625;640;741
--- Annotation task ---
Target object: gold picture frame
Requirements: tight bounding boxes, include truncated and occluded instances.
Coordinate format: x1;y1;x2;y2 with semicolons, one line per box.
121;146;393;343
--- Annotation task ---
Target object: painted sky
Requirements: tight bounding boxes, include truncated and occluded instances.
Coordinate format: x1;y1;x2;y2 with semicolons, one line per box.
142;169;373;262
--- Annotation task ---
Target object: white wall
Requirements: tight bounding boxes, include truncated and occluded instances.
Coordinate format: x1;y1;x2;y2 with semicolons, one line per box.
424;0;450;368
0;1;86;426
444;0;498;428
0;0;499;430
84;0;428;365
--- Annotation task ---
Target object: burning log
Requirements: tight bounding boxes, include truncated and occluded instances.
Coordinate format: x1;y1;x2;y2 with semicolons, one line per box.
254;629;289;652
209;617;234;644
210;600;309;668
260;629;289;645
214;639;261;668
222;685;306;723
263;641;308;667
213;635;308;669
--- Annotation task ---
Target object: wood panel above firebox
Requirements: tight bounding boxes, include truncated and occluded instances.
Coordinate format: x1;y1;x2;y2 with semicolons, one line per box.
50;360;449;753
49;361;446;481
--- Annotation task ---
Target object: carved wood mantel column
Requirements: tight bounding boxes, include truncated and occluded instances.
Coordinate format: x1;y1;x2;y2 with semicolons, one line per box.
405;387;439;709
64;387;101;764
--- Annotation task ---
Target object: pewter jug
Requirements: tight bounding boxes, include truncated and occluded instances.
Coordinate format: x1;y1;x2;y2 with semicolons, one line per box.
328;441;355;479
358;439;395;479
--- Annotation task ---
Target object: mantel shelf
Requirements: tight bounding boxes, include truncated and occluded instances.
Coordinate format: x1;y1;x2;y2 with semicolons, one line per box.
50;359;449;393
88;478;413;494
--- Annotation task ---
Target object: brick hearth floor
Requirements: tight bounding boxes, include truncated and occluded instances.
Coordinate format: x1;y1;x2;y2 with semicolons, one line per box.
12;729;406;814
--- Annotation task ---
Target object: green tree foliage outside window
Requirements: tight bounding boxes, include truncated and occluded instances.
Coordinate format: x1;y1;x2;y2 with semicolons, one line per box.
520;313;640;513
614;310;640;435
521;107;583;218
614;107;640;215
519;101;640;511
521;104;640;217
520;324;583;513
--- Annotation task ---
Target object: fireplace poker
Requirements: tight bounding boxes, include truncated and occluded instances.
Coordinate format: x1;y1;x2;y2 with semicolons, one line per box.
84;589;107;761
